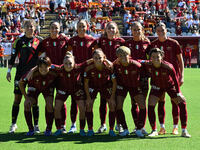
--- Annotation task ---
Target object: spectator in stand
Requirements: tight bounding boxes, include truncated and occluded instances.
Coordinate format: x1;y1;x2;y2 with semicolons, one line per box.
1;22;8;37
191;3;197;17
19;8;25;23
49;0;55;14
90;6;98;23
185;18;194;33
1;2;7;20
184;44;192;68
178;0;186;8
176;25;182;36
0;44;4;67
39;9;46;28
123;10;131;35
192;26;199;36
70;0;77;16
193;15;199;29
113;0;121;16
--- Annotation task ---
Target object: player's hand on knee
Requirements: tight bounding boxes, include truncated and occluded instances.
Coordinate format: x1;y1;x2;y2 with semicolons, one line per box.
177;96;186;104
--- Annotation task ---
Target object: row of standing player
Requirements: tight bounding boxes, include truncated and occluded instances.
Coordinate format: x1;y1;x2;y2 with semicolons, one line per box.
18;46;190;138
7;19;190;137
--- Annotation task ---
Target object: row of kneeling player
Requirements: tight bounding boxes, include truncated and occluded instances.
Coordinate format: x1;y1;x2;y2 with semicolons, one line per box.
18;46;191;138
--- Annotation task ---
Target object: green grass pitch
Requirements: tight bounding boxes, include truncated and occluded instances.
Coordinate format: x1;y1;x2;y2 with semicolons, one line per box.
0;68;200;150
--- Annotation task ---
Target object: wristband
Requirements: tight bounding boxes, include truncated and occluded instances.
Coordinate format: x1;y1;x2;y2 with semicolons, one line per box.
7;68;11;73
177;93;181;97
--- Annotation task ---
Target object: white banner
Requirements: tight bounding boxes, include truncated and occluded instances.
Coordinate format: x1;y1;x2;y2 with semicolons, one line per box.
1;42;12;56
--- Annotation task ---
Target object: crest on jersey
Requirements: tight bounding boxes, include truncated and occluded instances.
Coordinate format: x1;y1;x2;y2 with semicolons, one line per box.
143;44;148;49
46;41;49;46
102;40;106;45
42;81;46;86
166;47;172;51
73;41;77;46
60;41;64;46
149;68;152;73
124;70;128;74
67;73;71;78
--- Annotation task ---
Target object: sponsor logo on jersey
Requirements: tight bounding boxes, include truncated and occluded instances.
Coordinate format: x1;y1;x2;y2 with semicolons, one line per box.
166;47;172;51
67;73;71;78
124;69;128;74
162;72;167;75
131;71;136;74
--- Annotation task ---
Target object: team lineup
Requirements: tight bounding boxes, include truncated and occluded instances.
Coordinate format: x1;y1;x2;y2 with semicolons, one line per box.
6;19;191;138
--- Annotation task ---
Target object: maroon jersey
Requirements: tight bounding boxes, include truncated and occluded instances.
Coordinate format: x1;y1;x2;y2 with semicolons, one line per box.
142;60;180;93
113;58;141;88
23;69;57;92
125;39;150;60
84;62;114;89
56;63;86;92
93;37;125;62
67;35;95;63
38;34;69;65
150;38;182;76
